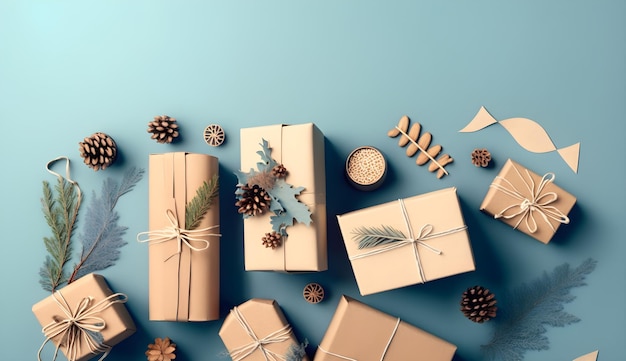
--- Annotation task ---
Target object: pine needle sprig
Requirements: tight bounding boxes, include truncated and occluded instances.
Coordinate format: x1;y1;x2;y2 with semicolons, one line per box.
481;258;597;361
68;167;144;283
352;225;408;249
185;174;219;230
39;176;81;292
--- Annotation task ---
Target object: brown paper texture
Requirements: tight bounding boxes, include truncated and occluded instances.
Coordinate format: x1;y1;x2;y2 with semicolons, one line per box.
240;123;327;272
148;152;220;321
314;295;456;361
337;187;475;296
479;158;576;244
32;273;136;361
218;298;309;361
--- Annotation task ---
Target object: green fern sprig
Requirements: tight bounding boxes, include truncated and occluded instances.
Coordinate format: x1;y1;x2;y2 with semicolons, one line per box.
352;225;408;249
39;177;81;292
185;174;219;230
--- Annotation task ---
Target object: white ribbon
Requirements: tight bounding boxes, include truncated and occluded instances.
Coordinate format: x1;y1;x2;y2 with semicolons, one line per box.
349;199;466;284
136;209;221;261
490;165;569;233
46;156;82;206
316;318;401;361
227;306;294;361
37;291;128;361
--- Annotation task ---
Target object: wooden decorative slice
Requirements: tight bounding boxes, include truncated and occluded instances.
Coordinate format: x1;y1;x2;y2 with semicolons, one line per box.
303;282;325;304
204;124;225;146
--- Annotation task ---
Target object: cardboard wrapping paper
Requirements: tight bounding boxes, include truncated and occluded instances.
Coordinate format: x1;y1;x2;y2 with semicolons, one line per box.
240;123;327;272
337;187;475;296
314;295;456;361
219;299;309;361
32;273;136;361
148;152;220;321
479;158;576;244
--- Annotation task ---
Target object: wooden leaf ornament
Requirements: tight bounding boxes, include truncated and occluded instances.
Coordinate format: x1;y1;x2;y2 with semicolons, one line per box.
388;115;453;178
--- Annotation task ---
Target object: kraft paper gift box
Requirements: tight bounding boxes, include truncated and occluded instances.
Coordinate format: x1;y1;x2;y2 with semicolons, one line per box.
219;298;310;361
144;152;220;321
336;187;475;296
239;123;327;272
479;158;576;244
32;273;136;361
314;295;456;361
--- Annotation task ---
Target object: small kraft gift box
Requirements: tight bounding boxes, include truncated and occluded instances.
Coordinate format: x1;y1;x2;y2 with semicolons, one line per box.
479;158;576;244
219;298;309;360
140;152;221;321
32;273;136;361
336;187;475;296
238;123;327;272
314;295;456;361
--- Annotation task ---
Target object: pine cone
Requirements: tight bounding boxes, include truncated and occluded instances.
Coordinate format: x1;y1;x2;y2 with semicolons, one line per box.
261;231;282;249
272;164;288;178
148;115;179;144
471;148;491;167
460;285;497;323
78;132;117;171
235;184;271;216
146;337;176;361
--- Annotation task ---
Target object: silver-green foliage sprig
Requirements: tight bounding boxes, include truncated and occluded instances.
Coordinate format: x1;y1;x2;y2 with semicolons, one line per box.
352;225;407;249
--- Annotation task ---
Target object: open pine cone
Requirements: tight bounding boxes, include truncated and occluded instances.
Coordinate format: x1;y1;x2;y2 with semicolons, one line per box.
460;285;497;323
146;337;176;361
148;115;179;144
271;164;288;178
235;184;271;216
78;132;117;171
261;231;282;249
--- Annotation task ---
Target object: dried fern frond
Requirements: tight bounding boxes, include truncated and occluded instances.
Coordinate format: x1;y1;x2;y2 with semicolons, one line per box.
388;115;453;178
352;225;408;249
185;174;219;230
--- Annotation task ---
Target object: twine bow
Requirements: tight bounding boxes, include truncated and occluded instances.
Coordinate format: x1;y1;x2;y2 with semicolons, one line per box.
227;306;294;361
349;199;466;284
137;209;221;261
37;291;128;361
316;318;401;361
490;165;570;233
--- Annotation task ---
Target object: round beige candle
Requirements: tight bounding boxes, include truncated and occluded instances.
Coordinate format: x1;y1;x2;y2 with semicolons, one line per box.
345;146;387;191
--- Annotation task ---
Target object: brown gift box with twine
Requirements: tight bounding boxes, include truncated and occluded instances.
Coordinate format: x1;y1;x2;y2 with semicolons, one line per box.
314;295;456;361
240;123;327;272
32;273;136;361
143;152;220;321
336;187;475;296
219;298;310;361
479;158;576;244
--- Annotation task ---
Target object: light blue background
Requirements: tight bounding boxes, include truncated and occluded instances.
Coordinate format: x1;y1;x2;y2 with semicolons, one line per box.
2;1;624;360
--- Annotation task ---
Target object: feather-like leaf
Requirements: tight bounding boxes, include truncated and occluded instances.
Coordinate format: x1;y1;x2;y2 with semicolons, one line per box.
285;339;308;361
185;175;219;230
70;167;144;281
481;258;597;361
268;179;309;235
351;226;408;249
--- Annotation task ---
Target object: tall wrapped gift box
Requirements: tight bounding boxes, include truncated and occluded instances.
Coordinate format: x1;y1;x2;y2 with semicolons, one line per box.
337;187;475;296
480;158;576;244
147;152;220;321
240;123;327;272
314;295;456;361
32;273;136;361
219;298;309;360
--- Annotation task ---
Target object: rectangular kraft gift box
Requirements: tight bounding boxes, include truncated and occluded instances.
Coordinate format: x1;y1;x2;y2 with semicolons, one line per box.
148;152;220;321
479;158;576;244
314;295;456;361
219;298;310;361
240;123;327;272
336;187;475;296
32;273;136;361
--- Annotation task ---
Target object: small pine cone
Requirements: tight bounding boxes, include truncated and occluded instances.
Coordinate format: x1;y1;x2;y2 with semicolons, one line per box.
148;115;179;144
460;285;497;323
235;184;271;216
471;148;491;167
78;132;117;171
262;231;282;249
145;337;176;361
271;164;288;178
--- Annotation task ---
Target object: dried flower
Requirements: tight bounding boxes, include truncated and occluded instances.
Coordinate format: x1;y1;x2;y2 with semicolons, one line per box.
146;337;176;361
471;148;491;167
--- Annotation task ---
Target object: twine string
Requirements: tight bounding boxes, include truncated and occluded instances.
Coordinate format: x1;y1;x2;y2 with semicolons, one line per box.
227;307;293;361
46;156;83;207
37;291;128;361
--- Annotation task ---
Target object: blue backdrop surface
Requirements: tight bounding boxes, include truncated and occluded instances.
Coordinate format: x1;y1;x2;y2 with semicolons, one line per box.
1;1;624;360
